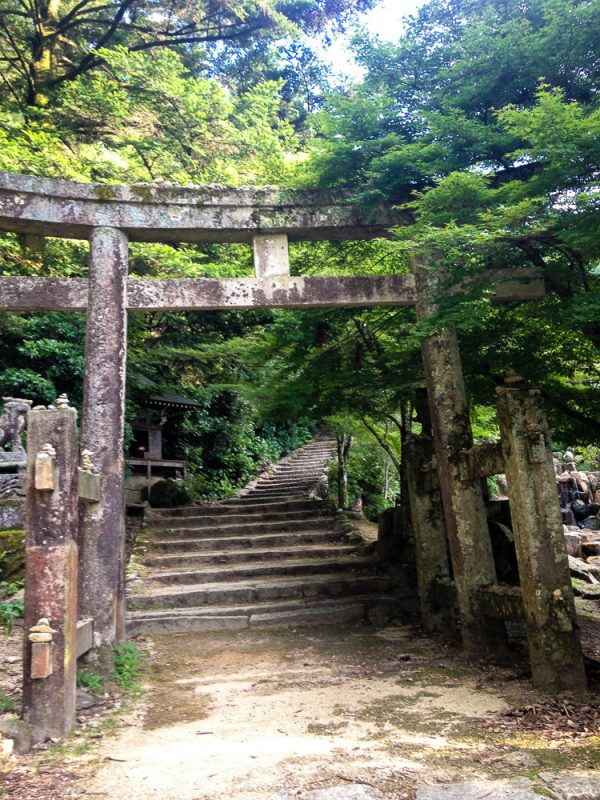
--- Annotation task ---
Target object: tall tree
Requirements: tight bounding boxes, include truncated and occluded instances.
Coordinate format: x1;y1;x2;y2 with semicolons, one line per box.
305;0;600;439
0;0;375;107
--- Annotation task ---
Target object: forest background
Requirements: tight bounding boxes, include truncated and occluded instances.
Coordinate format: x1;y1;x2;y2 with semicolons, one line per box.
0;0;598;519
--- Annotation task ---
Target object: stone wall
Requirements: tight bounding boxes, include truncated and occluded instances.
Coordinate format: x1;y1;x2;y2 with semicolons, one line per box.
0;498;24;531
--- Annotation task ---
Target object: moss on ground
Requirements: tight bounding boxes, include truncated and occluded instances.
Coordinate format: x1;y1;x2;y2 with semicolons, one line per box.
0;529;25;582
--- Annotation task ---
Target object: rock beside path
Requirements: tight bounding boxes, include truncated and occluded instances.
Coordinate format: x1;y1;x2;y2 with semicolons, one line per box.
274;786;385;800
538;771;600;800
416;778;547;800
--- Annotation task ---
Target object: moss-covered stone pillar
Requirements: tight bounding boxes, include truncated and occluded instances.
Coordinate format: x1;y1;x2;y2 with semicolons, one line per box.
79;227;128;663
411;255;506;657
22;404;79;743
405;435;455;633
496;379;586;692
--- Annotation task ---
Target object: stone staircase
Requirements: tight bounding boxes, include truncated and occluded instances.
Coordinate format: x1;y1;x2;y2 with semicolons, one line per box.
127;437;406;634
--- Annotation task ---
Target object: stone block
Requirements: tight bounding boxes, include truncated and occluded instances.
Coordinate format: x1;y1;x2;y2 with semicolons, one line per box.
78;469;100;503
0;719;32;754
416;778;543;800
76;618;94;658
30;641;53;679
564;532;582;558
274;785;385;800
253;234;289;277
34;448;56;491
0;500;24;531
538;771;600;800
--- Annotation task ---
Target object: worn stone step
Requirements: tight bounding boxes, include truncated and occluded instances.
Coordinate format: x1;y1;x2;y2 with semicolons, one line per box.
234;495;312;504
277;454;331;461
127;573;397;611
149;507;329;529
153;517;332;539
244;489;311;497
144;543;359;569
124;436;393;637
258;469;326;477
257;472;324;479
268;461;325;467
149;498;327;518
229;493;308;504
227;498;325;511
151;529;344;553
147;555;377;586
277;456;329;461
253;479;321;489
126;595;401;635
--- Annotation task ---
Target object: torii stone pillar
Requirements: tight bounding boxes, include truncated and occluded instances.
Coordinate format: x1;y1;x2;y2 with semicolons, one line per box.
411;254;507;657
496;380;586;691
405;435;454;634
79;227;128;663
23;405;79;742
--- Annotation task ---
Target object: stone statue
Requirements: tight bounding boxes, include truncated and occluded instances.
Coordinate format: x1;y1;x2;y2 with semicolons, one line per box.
0;397;32;454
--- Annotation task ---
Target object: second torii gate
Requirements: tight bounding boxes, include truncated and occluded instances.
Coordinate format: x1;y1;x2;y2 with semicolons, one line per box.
0;170;585;741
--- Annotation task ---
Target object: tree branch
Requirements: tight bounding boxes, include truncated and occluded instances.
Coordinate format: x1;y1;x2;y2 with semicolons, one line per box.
360;415;402;474
542;392;600;436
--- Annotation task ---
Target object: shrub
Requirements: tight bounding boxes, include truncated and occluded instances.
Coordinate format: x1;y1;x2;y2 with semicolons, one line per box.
114;642;142;694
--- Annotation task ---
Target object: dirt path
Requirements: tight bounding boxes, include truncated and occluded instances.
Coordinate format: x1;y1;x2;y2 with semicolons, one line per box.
76;624;599;800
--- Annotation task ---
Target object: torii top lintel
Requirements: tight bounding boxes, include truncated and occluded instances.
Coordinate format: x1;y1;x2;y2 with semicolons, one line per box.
0;171;408;243
0;172;545;312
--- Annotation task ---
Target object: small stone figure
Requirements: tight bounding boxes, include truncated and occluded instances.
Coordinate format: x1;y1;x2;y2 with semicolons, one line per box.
35;443;57;491
351;490;363;513
55;394;70;409
0;397;32;453
28;617;56;643
80;449;98;474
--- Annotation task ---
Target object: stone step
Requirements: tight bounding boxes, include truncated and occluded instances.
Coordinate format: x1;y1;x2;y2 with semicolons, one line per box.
151;529;344;553
150;508;329;529
229;492;308;503
128;573;397;611
271;454;330;472
261;469;327;475
123;436;394;636
147;555;377;586
269;472;325;477
244;487;311;495
127;596;392;635
253;479;321;489
149;498;327;518
153;517;331;539
144;543;359;569
273;462;327;467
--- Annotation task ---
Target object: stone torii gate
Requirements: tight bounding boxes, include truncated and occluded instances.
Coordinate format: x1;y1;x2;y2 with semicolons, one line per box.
0;171;585;740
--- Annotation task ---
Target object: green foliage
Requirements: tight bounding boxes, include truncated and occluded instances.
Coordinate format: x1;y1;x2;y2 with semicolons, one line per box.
303;0;600;449
178;390;316;500
0;578;24;635
577;446;600;471
471;406;500;443
0;692;17;713
327;434;399;521
114;642;143;695
76;670;104;694
0;529;25;583
486;475;504;498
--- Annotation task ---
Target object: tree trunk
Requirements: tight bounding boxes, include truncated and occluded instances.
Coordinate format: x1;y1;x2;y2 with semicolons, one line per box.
28;0;62;106
398;400;412;539
336;432;352;509
383;457;390;501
